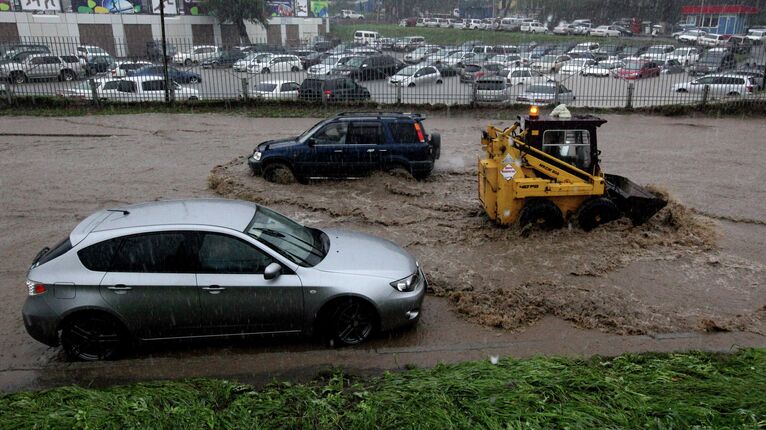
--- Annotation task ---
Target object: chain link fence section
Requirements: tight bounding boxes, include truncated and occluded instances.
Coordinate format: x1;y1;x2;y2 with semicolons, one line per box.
0;36;764;109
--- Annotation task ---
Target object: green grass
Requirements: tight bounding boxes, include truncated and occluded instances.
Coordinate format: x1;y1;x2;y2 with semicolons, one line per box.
330;23;650;47
2;350;766;429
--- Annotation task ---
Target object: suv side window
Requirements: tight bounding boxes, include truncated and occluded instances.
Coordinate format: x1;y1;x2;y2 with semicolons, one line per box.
142;80;165;91
388;121;418;144
78;237;122;271
110;232;195;273
347;122;384;145
313;122;348;145
197;233;274;274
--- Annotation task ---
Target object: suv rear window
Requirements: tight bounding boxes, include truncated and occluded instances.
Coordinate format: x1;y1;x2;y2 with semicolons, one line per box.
388;122;419;143
36;237;73;266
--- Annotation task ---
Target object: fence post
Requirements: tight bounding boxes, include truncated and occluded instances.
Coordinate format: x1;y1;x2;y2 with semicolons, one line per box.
2;83;12;106
470;81;477;106
396;83;402;104
701;84;710;106
554;83;560;105
625;82;634;109
88;79;100;107
241;77;249;101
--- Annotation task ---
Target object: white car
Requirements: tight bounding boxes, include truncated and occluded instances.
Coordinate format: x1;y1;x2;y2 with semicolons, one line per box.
436;18;450;28
489;54;523;68
677;29;707;43
530;54;571;72
404;46;441;64
441;51;477;66
465;19;483;29
234;53;274;72
673;74;757;97
389;64;443;87
746;29;766;44
340;9;364;19
640;45;675;61
452;19;466;29
499;67;548;86
173;45;220;66
76;45;109;60
247;55;302;74
568;42;600;55
581;59;624;77
559;58;596;74
515;83;575;106
252;80;300;100
553;23;576;35
698;34;729;47
668;47;700;65
423;18;439;28
100;76;199;102
521;22;547;33
109;61;153;78
307;54;358;76
589;25;621;37
475;77;510;103
56;78;112;100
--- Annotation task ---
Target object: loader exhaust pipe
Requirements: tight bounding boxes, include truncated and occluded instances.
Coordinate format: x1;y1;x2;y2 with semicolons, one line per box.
604;174;668;226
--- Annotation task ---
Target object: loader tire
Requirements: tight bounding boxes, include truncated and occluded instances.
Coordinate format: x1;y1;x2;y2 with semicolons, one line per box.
519;199;563;231
578;197;620;231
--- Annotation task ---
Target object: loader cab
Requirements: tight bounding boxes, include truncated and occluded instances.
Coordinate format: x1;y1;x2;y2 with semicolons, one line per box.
522;114;607;174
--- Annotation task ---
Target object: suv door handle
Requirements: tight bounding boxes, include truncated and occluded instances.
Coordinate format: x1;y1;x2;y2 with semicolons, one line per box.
202;285;226;294
378;149;388;152
107;284;132;294
366;148;375;152
333;149;343;153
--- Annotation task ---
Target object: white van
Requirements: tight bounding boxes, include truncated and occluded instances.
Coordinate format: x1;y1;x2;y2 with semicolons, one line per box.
353;31;380;45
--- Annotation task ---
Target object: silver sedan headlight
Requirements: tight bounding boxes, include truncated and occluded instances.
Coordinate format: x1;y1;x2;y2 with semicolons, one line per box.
390;270;420;292
252;150;262;161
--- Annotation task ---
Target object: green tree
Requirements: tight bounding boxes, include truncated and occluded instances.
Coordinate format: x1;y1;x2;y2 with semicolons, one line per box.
206;0;268;45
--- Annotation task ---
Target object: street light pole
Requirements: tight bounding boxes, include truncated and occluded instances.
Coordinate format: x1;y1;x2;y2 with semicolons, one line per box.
159;0;170;103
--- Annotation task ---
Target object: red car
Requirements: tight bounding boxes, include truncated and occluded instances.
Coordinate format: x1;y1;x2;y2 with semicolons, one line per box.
614;59;661;80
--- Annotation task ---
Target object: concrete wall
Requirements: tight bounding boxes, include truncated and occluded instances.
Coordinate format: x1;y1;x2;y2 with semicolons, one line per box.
0;12;329;57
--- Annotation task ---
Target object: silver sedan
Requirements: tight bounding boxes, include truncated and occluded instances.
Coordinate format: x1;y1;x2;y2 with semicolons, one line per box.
22;199;426;360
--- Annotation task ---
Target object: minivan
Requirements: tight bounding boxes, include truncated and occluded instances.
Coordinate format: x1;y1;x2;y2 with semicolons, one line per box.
353;31;380;45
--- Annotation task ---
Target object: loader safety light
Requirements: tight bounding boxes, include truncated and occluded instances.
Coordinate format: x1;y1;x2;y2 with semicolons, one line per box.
529;106;539;118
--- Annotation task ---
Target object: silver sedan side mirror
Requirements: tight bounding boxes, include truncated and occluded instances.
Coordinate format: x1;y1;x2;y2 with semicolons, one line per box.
264;262;283;280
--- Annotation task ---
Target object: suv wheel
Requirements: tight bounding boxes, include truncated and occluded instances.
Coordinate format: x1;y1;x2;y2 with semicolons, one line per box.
184;58;192;66
60;313;127;361
60;70;76;81
189;76;200;84
262;67;271;74
291;66;300;72
263;162;297;184
11;72;27;84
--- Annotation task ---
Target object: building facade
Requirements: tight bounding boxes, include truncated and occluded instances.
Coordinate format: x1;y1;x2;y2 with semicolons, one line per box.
680;4;758;35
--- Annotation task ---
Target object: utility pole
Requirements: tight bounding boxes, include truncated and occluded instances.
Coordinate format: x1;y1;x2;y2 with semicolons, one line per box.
160;0;170;103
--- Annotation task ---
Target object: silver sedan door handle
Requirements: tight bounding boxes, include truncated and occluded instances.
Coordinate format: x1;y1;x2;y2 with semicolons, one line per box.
107;285;132;294
202;285;226;295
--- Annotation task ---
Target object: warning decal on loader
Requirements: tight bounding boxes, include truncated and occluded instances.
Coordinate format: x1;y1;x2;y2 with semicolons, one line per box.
501;164;517;181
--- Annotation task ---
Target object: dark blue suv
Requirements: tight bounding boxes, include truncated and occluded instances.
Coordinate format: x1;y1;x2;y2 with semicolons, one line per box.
248;112;441;183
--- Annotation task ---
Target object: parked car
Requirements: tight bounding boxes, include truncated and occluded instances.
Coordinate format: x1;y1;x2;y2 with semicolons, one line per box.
515;83;575;105
234;53;275;72
589;25;621;37
110;61;153;78
302;51;331;69
475;77;510;103
676;29;707;44
660;58;685;74
353;30;380;45
489;54;523;68
404;46;441;64
594;44;624;58
614;59;661;79
521;21;547;33
248;55;302;74
618;45;648;59
689;50;736;76
459;63;496;84
340;9;365;19
173;45;220;66
640;45;675;61
56;78;112;100
201;50;248;68
465;19;483;30
668;47;700;65
0;54;82;83
252;80;300;100
331;55;401;80
530;54;571;72
698;34;730;48
559;58;596;74
145;40;177;62
673;73;757;97
745;29;766;44
441;51;478;67
84;54;116;76
389;64;443;87
307;54;358;76
499;67;548;86
249;112;439;182
298;76;370;103
724;36;752;54
581;59;624;77
22;198;426;360
101;76;199;102
129;65;202;84
553;22;576;35
1;44;50;61
423;18;438;28
76;45;109;59
421;60;459;77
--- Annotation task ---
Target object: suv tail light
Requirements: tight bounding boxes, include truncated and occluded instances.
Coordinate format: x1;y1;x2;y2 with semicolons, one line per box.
746;84;754;93
323;90;333;96
414;122;425;142
26;280;46;296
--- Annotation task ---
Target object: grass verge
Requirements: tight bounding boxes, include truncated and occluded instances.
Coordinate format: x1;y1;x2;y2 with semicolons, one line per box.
2;96;766;119
2;350;765;429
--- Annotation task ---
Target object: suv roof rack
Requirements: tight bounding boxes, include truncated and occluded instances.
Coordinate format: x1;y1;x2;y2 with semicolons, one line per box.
335;112;425;119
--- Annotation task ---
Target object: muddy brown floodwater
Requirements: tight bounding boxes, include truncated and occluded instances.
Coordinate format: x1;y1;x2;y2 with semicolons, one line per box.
0;112;764;392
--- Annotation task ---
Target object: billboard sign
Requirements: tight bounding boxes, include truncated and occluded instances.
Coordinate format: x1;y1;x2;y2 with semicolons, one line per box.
295;0;307;17
20;0;60;11
151;0;178;14
311;0;328;17
73;0;141;13
267;0;293;16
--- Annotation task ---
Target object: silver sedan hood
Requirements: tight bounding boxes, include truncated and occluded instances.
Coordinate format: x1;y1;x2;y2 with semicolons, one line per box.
315;229;416;280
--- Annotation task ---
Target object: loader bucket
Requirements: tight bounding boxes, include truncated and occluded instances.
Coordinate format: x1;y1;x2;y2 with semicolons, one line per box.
604;174;667;226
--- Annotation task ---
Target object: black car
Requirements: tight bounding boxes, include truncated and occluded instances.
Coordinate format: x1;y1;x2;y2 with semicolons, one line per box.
690;51;736;76
84;55;116;76
332;55;402;80
302;51;331;69
145;40;177;62
423;60;458;77
248;112;440;182
298;76;370;103
201;50;247;68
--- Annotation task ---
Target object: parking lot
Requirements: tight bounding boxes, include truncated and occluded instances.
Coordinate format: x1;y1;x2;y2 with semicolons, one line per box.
1;112;765;391
7;44;765;108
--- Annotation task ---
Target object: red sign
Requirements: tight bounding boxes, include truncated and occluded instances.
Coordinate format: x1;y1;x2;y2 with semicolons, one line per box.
681;5;759;15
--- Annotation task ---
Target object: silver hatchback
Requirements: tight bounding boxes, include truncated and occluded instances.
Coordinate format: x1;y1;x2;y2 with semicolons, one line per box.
22;199;426;360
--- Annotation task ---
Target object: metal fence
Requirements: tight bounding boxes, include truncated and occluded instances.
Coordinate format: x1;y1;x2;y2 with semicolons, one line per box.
1;36;765;109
